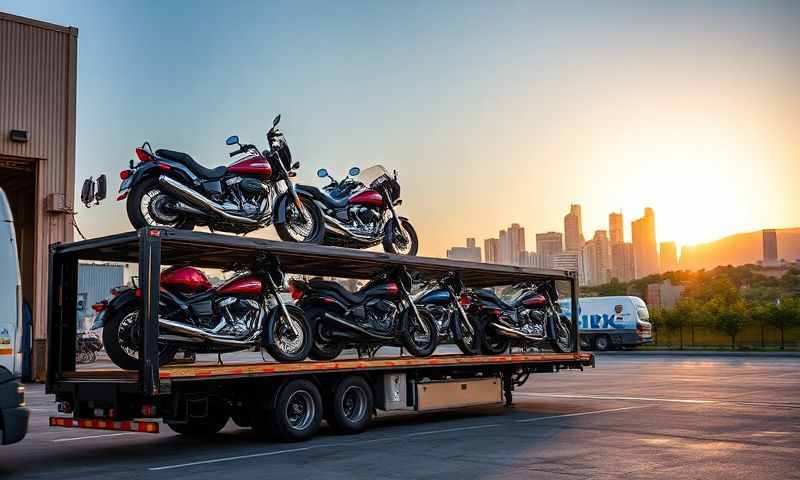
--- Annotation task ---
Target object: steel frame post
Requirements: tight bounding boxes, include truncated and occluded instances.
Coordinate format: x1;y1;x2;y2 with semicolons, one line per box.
138;228;162;396
570;274;581;353
46;248;77;392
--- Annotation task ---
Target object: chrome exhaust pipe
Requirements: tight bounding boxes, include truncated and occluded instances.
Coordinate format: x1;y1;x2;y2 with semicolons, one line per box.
489;321;545;342
159;318;260;347
158;175;259;225
323;312;395;340
323;216;377;243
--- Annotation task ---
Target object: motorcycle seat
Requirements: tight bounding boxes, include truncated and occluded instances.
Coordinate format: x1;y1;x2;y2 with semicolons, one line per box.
309;280;369;304
156;149;228;179
473;288;517;310
296;185;350;209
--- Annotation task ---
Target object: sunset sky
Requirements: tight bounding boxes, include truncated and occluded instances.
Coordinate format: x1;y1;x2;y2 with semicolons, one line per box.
4;0;799;257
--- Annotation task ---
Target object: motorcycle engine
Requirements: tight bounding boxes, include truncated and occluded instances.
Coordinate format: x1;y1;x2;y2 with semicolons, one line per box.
363;299;398;333
350;206;381;234
518;309;546;337
213;297;262;337
223;177;268;217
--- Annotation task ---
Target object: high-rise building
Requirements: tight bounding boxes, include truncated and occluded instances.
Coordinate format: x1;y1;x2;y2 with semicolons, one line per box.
631;207;659;278
564;204;585;251
762;229;778;266
507;223;526;265
581;241;596;286
446;238;482;262
609;212;624;245
592;230;611;284
484;238;499;263
551;250;586;286
536;231;563;259
520;251;549;269
611;242;635;282
659;241;678;272
498;229;509;264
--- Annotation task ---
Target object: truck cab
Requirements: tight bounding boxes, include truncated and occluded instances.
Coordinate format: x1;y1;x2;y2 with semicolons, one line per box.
0;188;28;445
559;295;653;351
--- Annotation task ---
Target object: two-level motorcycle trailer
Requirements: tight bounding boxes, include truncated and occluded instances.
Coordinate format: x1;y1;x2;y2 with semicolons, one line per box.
46;228;593;441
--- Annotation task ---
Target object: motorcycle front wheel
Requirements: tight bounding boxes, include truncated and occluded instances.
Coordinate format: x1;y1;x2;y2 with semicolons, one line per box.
102;302;176;371
549;314;574;353
264;305;313;362
126;176;195;230
451;312;482;355
383;218;418;256
400;309;438;357
274;194;324;244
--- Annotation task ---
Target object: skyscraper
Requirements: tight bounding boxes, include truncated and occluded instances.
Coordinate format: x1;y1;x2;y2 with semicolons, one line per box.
446;238;482;262
484;238;499;263
611;242;635;282
564;204;585;251
762;229;778;266
609;212;624;245
631;207;659;278
581;240;596;286
659;241;678;272
507;223;526;265
551;251;586;286
536;231;563;262
498;229;509;264
592;230;611;284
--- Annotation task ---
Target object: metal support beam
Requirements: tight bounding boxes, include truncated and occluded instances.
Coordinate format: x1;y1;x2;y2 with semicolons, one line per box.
570;274;581;353
138;228;162;396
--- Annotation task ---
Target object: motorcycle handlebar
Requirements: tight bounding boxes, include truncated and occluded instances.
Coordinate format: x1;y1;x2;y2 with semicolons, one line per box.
229;147;245;157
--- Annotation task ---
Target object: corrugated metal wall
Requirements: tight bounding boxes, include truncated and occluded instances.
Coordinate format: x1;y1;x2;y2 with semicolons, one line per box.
76;263;125;331
0;12;77;379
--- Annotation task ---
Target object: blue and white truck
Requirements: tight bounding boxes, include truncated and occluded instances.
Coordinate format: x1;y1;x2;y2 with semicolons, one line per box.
0;188;28;445
559;296;653;351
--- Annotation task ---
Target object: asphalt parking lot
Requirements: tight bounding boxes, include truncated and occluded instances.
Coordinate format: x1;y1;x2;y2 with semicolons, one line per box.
3;354;799;480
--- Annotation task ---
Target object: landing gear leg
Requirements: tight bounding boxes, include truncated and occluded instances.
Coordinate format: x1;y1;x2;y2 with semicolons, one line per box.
503;370;513;407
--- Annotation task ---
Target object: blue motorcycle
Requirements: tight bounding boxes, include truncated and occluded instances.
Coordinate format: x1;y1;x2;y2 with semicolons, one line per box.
414;273;482;355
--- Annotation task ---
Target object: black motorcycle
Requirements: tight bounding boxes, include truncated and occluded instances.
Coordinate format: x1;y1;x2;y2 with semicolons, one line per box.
289;267;437;360
414;273;482;355
117;114;323;240
275;165;418;255
91;260;313;370
466;280;573;354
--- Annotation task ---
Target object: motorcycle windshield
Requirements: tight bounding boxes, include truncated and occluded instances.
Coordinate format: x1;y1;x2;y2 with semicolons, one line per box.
358;165;391;189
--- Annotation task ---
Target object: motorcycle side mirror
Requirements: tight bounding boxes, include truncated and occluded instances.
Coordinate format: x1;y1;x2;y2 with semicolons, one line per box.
348;166;360;177
95;174;107;202
226;135;239;146
80;177;95;207
317;168;328;178
291;161;300;170
273;114;281;127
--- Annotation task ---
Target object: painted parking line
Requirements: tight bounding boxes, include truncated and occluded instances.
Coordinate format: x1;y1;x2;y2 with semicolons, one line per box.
516;392;716;404
53;432;141;442
515;405;647;423
149;407;649;471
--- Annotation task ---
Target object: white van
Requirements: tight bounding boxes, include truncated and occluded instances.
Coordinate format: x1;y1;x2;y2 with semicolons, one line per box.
0;188;28;445
559;296;653;351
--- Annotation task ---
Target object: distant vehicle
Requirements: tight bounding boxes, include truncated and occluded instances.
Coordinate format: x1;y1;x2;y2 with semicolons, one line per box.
558;296;653;351
0;188;28;445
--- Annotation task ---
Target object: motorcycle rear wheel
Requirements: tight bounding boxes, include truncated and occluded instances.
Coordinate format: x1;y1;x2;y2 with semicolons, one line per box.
479;315;511;355
451;312;482;355
102;302;177;371
305;308;344;361
126;176;195;230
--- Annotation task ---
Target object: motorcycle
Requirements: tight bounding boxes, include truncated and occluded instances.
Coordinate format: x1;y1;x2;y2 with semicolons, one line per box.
289;267;437;360
76;331;103;364
275;165;418;255
465;280;574;354
414;273;482;355
117;114;324;241
91;261;313;370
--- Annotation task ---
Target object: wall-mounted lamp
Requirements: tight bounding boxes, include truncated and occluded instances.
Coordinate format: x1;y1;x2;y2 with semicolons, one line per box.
9;130;29;143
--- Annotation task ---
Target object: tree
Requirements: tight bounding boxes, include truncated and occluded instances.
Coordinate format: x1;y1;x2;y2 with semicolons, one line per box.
750;302;776;348
772;296;800;350
707;297;749;348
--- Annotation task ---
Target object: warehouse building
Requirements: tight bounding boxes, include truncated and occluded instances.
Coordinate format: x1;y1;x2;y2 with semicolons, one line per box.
0;12;78;379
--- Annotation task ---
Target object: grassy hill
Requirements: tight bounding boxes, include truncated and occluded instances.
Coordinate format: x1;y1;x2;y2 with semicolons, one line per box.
679;227;800;270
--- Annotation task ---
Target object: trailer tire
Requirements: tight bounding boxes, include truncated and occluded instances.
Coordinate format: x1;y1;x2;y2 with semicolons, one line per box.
594;335;611;351
328;375;373;435
270;379;323;442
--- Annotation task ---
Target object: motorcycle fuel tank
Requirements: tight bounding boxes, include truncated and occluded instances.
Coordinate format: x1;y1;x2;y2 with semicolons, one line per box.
348;189;383;207
520;293;547;307
416;288;451;305
160;266;212;294
228;155;272;176
217;274;262;296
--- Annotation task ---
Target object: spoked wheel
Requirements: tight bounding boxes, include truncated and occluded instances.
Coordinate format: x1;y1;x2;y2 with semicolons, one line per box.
400;309;438;357
275;195;324;244
451;311;482;355
383;218;418;256
264;305;313;362
479;315;511;355
126;176;195;230
328;375;373;434
549;314;574;353
101;302;176;370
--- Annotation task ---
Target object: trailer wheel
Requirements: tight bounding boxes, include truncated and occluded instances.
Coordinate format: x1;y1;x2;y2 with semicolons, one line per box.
328;375;373;434
594;335;611;351
270;379;323;442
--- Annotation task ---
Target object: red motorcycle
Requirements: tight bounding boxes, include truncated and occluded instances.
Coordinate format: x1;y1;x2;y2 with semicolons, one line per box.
276;165;419;255
92;262;312;370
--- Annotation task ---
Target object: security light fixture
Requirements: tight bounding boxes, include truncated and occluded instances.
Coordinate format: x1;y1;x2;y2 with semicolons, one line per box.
9;130;28;143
